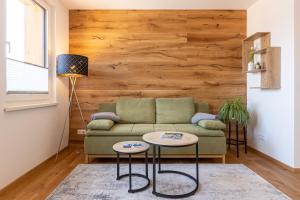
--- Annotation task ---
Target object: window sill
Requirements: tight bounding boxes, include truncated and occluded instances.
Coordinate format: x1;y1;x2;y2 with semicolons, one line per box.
4;101;58;112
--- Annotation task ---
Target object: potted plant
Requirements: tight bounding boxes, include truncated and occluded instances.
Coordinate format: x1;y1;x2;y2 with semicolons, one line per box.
218;97;250;126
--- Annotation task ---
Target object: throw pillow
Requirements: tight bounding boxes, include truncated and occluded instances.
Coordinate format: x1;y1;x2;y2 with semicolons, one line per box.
191;112;217;124
198;120;226;130
90;112;120;122
87;119;115;130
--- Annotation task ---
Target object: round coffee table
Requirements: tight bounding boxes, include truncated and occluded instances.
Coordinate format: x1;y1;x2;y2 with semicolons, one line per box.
143;131;199;199
113;141;150;193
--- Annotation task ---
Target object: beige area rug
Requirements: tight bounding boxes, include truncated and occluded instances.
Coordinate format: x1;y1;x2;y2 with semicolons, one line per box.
47;164;290;200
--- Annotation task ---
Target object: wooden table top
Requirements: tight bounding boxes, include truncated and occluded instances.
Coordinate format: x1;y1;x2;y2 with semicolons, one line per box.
113;141;150;154
143;131;198;147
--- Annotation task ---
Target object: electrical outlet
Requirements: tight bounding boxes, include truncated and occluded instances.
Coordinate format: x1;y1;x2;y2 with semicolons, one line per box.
258;134;266;141
254;134;266;145
77;129;87;135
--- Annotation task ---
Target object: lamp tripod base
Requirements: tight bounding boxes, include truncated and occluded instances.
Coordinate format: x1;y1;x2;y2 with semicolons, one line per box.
55;77;85;161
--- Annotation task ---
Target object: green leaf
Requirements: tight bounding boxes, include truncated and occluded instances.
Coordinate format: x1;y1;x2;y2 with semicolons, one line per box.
218;97;250;125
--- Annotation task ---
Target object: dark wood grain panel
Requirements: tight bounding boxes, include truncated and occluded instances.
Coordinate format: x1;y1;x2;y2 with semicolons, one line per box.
69;10;246;142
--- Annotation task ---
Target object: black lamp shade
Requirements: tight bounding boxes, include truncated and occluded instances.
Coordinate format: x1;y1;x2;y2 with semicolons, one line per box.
57;54;88;77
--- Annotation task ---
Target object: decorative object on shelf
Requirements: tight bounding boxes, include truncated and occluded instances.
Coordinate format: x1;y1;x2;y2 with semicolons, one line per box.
56;54;88;161
247;47;255;71
243;32;281;89
255;62;262;69
218;97;249;157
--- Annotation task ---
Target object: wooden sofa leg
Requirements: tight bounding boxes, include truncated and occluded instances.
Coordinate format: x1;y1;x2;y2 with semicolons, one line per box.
85;154;89;164
222;155;226;164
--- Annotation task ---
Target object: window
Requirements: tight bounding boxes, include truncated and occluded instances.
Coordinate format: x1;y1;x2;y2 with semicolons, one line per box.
6;0;48;94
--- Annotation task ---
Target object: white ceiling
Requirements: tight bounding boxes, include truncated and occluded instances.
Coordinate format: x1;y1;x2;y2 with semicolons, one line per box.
61;0;258;10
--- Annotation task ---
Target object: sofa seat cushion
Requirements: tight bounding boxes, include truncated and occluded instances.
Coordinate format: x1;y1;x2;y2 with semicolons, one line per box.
87;124;134;136
131;124;155;135
174;124;224;137
156;97;195;124
87;123;224;137
116;97;156;124
87;124;156;136
154;124;177;132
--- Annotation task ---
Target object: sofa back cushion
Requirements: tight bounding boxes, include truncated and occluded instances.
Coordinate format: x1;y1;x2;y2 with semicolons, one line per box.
195;102;209;113
156;97;195;124
98;102;116;113
116;97;156;123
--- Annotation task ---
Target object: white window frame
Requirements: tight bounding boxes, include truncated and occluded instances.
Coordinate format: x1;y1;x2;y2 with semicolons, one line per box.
3;0;57;108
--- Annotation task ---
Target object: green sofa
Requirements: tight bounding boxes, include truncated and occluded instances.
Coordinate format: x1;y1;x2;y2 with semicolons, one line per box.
84;97;226;163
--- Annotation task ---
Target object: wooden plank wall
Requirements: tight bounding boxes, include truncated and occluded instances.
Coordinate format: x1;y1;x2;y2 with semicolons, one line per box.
69;10;247;142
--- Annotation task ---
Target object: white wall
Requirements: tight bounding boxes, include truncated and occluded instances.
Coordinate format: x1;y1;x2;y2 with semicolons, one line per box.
61;0;258;9
247;0;295;167
0;0;69;190
294;0;300;168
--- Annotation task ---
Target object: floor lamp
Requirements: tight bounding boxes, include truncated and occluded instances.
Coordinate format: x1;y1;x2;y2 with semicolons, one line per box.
56;54;88;161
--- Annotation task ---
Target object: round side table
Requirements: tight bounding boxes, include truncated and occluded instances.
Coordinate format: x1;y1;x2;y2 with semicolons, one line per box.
143;131;199;199
112;141;150;193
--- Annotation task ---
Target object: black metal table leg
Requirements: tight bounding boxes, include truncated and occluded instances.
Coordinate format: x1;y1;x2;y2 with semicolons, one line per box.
145;151;148;178
116;153;120;180
228;121;231;149
244;126;248;154
128;154;132;193
236;121;239;158
115;150;150;193
113;143;150;193
152;144;199;199
153;145;156;194
196;143;199;183
158;146;161;172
